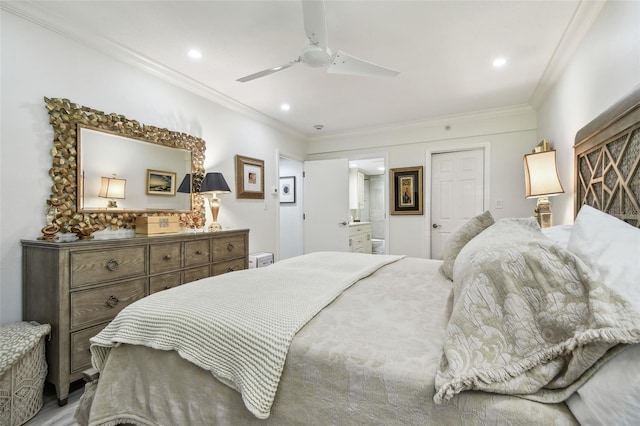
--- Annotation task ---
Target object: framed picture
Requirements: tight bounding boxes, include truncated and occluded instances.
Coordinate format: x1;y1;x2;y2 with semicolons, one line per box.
279;176;296;203
390;166;423;215
235;155;264;199
146;169;177;196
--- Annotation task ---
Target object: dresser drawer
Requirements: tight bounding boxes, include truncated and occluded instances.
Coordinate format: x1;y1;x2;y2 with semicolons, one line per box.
150;242;182;274
183;265;210;283
70;323;105;373
70;278;146;329
211;258;245;276
70;246;146;288
149;271;182;294
184;239;210;268
212;235;246;261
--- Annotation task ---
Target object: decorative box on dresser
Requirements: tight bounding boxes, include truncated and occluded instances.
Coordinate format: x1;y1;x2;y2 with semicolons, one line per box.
21;228;249;405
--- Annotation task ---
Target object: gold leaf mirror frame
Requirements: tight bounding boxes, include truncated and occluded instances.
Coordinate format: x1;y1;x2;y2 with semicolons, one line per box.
44;97;206;236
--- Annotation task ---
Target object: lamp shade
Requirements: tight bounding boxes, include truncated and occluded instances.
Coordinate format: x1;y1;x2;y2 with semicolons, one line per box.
177;174;191;193
98;176;126;199
523;150;564;198
200;172;231;194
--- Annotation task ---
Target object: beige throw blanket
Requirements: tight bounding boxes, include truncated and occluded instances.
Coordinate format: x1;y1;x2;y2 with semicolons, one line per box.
434;218;640;403
90;251;403;419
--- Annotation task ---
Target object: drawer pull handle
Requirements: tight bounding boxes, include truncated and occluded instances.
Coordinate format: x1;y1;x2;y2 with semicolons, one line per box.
196;250;203;255
105;259;119;272
105;295;119;308
165;286;171;290
227;243;235;252
164;254;172;260
227;266;238;272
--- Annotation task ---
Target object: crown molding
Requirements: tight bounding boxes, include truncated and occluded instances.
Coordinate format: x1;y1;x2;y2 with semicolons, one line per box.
2;1;305;140
529;0;606;108
308;104;536;143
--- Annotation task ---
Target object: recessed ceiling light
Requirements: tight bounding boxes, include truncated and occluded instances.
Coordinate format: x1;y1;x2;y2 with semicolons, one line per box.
188;49;202;60
280;103;291;111
493;57;507;68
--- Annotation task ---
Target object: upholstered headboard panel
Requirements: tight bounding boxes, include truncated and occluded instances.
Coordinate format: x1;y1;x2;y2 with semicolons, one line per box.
574;85;640;227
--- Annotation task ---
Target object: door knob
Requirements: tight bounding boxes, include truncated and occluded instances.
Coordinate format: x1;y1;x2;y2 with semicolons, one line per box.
339;221;348;226
432;224;441;229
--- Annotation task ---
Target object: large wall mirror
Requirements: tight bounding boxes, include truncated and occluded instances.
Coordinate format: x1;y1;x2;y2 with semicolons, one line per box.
78;126;192;212
44;97;206;235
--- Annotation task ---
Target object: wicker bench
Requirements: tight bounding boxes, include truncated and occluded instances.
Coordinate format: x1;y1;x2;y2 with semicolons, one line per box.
0;321;50;426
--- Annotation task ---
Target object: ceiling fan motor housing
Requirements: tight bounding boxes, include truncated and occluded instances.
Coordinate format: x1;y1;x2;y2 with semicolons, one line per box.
301;45;331;68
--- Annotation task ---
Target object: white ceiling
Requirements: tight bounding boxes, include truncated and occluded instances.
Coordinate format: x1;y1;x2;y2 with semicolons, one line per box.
5;1;604;137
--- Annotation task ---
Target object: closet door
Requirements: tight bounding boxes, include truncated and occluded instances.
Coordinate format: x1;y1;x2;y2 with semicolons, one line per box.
431;149;485;259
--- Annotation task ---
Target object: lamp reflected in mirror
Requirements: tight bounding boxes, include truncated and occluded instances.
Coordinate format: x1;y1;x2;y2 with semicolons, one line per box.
524;142;564;228
98;174;126;209
177;174;191;194
200;172;231;232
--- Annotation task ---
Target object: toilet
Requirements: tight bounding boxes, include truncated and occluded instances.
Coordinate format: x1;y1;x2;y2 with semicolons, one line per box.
371;238;385;254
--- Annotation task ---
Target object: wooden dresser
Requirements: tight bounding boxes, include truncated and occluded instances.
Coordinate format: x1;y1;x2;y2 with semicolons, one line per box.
21;229;249;405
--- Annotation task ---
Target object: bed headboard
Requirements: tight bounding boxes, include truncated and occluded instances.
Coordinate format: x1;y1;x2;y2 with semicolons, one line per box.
574;84;640;227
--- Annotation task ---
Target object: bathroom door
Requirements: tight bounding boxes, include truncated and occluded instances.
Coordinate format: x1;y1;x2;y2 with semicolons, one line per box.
303;159;350;253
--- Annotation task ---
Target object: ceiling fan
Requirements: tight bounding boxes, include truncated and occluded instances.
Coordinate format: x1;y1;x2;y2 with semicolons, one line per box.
236;0;399;83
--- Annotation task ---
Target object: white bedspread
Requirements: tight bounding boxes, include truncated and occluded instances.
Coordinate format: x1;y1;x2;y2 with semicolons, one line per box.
90;251;403;419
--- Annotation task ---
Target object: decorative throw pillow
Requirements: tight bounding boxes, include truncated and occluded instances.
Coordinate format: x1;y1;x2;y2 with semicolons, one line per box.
439;210;494;280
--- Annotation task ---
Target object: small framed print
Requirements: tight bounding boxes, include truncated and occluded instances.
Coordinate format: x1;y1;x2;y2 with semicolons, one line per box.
390;166;423;215
235;155;264;199
146;169;177;196
279;176;296;203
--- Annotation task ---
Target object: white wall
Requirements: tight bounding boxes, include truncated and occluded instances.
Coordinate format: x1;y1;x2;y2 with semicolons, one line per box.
0;11;307;323
278;156;304;260
537;0;640;225
308;108;539;258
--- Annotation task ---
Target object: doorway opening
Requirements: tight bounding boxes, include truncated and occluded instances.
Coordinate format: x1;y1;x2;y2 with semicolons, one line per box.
348;157;387;255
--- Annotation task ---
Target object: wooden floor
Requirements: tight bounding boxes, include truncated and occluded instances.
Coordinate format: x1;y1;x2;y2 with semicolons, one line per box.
23;381;84;426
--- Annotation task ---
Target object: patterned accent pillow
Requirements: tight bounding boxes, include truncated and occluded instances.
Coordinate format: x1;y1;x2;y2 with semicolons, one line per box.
439;210;494;280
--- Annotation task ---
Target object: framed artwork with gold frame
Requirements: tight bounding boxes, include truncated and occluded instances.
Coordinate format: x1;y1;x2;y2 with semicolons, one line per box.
235;155;264;199
390;166;423;215
146;169;177;196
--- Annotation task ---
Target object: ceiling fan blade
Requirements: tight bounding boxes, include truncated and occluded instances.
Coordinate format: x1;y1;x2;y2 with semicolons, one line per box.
328;50;400;78
302;0;328;51
236;62;297;83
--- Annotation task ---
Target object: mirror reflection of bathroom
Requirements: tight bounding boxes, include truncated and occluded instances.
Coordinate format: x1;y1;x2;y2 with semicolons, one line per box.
348;158;386;255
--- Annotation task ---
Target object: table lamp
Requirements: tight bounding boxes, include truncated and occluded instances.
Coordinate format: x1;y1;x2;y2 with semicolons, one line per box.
524;143;564;228
98;174;126;208
199;172;231;232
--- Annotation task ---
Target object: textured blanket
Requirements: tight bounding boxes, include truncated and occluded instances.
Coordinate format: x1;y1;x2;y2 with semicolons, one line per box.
90;251;403;419
434;218;640;403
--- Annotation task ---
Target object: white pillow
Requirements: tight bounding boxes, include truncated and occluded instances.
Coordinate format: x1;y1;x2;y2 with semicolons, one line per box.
566;344;640;426
541;224;573;249
565;206;640;425
567;205;640;312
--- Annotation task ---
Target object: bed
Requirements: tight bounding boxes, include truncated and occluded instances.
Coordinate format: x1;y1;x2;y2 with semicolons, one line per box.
75;86;640;426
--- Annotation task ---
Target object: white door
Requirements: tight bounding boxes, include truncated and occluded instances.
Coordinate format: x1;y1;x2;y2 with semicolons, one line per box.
431;149;484;259
303;159;350;253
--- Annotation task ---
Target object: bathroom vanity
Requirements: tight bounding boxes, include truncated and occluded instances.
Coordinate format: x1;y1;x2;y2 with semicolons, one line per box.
348;222;372;254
